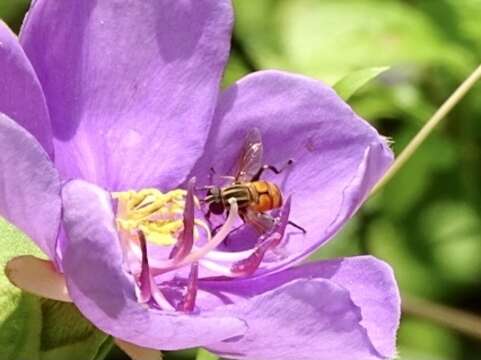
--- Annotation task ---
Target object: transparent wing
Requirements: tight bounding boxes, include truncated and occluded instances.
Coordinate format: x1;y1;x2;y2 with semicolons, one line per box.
234;128;263;182
243;208;275;234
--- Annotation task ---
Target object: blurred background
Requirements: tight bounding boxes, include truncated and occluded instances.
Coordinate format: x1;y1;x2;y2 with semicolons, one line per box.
1;0;481;359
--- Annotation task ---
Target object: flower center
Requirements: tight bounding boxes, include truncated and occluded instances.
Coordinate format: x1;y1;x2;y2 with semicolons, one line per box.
111;179;293;312
113;188;193;246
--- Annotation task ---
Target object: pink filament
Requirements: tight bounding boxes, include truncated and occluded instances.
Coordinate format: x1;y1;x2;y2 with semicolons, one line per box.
230;197;291;276
169;178;195;261
137;231;174;311
150;198;239;276
179;262;199;312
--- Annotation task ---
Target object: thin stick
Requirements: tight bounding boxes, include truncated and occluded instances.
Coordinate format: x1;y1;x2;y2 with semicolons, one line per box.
370;66;481;338
371;64;481;195
402;294;481;340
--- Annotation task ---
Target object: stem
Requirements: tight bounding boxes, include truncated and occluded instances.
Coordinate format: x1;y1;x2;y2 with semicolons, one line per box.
368;65;481;338
402;294;481;340
371;64;481;195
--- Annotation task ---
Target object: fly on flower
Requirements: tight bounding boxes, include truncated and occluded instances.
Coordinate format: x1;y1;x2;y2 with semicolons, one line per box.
0;0;400;358
203;128;306;235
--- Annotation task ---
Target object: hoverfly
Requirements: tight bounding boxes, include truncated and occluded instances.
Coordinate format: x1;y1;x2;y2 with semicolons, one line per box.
204;128;305;234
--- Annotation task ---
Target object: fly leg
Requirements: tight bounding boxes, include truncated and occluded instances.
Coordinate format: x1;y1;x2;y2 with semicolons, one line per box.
214;210;247;246
251;211;306;234
210;208;236;236
287;220;306;233
205;208;242;236
245;211;306;234
252;159;294;181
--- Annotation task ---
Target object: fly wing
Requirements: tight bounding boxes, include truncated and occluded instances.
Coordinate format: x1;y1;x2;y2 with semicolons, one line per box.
234;128;263;182
243;208;275;234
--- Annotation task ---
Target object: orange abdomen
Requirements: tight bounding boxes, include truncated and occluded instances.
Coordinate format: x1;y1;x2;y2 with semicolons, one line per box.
248;180;283;212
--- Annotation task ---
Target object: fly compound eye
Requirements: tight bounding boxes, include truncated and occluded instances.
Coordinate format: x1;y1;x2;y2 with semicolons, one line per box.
209;202;224;215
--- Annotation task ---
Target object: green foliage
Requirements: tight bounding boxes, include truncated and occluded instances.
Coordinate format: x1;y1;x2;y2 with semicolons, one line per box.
40;300;112;360
0;219;44;360
333;66;390;101
0;219;111;360
233;0;476;83
421;200;481;284
222;48;250;88
398;318;462;360
195;349;218;360
0;0;29;32
231;0;481;358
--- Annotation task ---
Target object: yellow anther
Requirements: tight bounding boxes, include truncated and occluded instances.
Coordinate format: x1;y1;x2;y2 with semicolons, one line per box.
113;188;208;247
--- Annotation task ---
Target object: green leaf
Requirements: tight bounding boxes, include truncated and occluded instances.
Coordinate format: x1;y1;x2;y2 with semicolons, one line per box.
39;300;111;360
92;337;114;360
0;0;30;32
0;218;110;360
196;348;219;360
234;0;476;83
0;218;44;360
333;66;390;101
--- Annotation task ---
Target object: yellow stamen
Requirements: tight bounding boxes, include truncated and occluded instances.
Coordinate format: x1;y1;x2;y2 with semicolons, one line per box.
113;188;204;246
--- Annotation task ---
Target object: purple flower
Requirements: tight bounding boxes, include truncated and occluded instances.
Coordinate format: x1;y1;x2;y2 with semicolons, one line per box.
0;1;400;359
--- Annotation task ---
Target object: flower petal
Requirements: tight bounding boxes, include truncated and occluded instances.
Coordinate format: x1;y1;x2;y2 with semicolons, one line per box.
201;256;400;359
61;180;246;350
0;21;53;157
5;256;71;302
191;70;393;271
0;113;61;259
205;279;382;360
20;0;233;190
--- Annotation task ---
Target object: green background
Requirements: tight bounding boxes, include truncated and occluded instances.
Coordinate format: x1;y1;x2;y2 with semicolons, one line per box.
1;0;481;359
